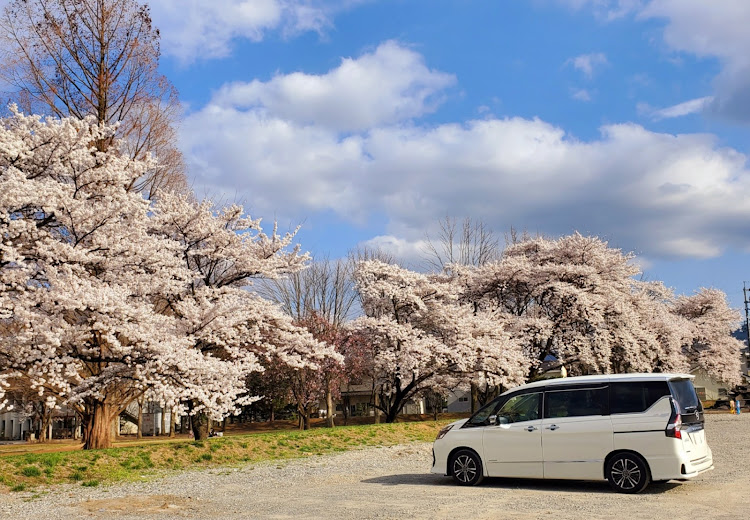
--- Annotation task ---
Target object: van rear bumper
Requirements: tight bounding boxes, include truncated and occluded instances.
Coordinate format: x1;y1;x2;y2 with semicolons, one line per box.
649;446;713;481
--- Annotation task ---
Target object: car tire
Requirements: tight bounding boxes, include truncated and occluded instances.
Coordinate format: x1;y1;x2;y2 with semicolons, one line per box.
606;452;650;494
450;449;484;486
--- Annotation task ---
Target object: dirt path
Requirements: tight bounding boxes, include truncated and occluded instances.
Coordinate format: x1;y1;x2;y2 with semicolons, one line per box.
1;413;748;519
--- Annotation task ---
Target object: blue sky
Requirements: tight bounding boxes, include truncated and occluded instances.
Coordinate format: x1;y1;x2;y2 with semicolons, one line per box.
147;0;750;310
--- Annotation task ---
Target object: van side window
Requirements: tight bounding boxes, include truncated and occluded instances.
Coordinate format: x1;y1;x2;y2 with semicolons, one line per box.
496;393;541;424
610;381;670;414
545;387;608;418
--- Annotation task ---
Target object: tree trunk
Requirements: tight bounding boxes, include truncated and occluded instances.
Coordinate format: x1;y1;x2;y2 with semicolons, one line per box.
160;406;166;436
191;412;210;440
325;386;335;428
137;399;143;439
302;408;311;430
39;413;52;443
470;382;479;414
373;393;380;424
82;402;117;450
170;409;176;438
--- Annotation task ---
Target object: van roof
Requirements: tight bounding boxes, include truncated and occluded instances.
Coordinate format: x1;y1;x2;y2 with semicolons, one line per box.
504;373;694;394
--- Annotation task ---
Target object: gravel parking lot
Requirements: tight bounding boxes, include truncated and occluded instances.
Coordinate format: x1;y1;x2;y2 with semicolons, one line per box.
1;413;748;520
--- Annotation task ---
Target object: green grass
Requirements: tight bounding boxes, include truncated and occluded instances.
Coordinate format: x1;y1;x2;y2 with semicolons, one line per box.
20;466;42;477
0;420;450;490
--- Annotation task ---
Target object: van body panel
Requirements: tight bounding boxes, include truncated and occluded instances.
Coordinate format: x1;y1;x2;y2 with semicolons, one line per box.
542;415;614;480
431;420;483;476
482;419;544;478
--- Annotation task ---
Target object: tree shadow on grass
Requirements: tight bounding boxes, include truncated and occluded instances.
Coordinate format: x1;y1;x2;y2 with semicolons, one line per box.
362;474;682;495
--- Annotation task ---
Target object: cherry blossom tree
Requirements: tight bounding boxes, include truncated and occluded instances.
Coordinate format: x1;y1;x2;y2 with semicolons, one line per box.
0;109;335;447
149;192;341;438
459;233;742;384
0;108;189;448
674;288;743;385
350;261;524;422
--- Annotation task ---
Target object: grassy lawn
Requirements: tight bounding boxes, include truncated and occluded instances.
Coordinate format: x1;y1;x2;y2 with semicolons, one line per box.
0;420;453;491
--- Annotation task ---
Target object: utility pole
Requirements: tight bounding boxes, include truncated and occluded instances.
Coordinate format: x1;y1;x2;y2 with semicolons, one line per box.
744;282;750;350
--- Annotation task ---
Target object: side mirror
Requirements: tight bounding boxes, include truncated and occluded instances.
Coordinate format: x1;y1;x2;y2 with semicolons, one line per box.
488;415;509;426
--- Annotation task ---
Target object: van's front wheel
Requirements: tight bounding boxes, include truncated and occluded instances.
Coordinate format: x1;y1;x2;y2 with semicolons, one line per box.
450;449;484;486
606;453;650;494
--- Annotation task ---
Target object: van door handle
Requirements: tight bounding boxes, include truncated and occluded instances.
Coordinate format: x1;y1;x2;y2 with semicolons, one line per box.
546;424;559;430
525;426;537;432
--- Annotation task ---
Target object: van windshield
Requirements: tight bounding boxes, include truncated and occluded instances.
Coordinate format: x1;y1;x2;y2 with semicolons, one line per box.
669;379;702;413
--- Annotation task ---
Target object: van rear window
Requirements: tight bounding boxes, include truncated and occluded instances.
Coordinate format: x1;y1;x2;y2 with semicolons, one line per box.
610;381;670;414
669;379;702;413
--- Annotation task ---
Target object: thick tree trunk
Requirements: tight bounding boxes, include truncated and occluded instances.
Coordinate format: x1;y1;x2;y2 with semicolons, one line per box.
470;382;479;414
191;412;210;440
303;408;310;430
325;387;335;428
83;402;117;450
39;414;52;443
373;393;380;424
160;406;166;436
385;405;399;423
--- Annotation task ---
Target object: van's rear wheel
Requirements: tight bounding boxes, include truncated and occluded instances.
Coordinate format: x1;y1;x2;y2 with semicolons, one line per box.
450;449;484;486
606;453;650;494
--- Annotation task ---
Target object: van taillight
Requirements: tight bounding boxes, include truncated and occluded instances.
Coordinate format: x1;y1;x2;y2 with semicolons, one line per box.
666;399;682;439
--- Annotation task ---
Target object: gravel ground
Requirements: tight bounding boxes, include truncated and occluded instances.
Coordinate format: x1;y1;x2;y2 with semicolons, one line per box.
1;413;748;520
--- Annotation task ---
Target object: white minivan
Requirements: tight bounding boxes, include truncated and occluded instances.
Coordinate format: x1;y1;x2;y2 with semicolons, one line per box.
431;373;713;493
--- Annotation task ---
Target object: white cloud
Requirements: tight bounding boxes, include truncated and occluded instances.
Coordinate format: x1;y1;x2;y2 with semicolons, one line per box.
151;1;366;63
638;0;750;122
638;0;750;62
566;53;608;78
571;88;593;101
556;0;643;21
561;0;750;123
358;235;431;269
182;40;750;261
641;96;714;120
211;41;456;132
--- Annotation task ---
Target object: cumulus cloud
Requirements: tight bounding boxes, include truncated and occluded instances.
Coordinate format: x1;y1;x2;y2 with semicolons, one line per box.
182;44;750;261
210;41;456;131
150;1;364;62
358;235;431;269
566;53;608;78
